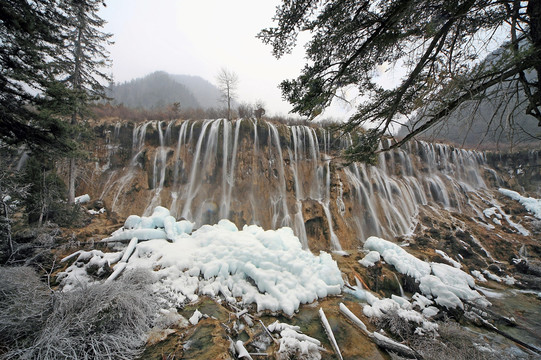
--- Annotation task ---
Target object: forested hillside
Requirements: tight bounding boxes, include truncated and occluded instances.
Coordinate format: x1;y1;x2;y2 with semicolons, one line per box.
397;73;541;149
109;71;222;110
395;41;541;149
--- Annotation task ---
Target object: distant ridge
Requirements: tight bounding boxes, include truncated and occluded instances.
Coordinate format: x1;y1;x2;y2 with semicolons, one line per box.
170;74;222;109
110;71;222;110
396;89;540;149
396;41;540;149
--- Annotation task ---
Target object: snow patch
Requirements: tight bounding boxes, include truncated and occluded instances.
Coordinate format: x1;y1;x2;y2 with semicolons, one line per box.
75;194;90;204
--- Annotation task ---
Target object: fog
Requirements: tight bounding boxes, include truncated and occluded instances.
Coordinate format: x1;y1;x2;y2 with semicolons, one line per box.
99;0;353;118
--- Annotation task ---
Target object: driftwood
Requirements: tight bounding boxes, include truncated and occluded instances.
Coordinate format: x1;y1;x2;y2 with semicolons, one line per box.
371;332;418;359
339;303;419;359
319;308;343;360
235;340;254;360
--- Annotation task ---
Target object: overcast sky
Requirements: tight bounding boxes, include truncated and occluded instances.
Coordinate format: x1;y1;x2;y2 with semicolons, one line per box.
99;0;352;118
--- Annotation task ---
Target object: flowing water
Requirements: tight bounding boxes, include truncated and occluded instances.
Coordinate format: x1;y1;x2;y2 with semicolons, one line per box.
87;118;499;250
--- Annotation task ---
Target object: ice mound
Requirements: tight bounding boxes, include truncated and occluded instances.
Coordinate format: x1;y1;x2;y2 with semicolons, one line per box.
61;207;343;316
362;236;489;309
104;206;195;241
499;188;541;219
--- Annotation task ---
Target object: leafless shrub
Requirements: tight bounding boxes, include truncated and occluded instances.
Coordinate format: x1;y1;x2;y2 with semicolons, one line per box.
0;266;52;352
3;269;157;360
375;310;501;360
374;309;423;342
412;321;500;360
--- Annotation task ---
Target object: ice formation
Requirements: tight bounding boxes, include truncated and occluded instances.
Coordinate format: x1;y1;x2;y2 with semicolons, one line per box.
59;207;343;316
362;236;489;309
74;194;90;204
188;309;202;325
359;250;381;267
499;188;541;219
267;321;322;359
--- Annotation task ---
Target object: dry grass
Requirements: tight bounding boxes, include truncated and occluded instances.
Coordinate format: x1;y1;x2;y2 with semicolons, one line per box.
1;268;157;360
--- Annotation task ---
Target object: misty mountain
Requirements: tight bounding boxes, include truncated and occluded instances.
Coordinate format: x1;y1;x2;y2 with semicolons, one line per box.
110;71;222;110
170;74;223;109
397;44;540;148
397;90;540;148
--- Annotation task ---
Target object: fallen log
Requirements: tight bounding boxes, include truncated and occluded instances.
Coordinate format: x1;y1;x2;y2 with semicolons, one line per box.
319;308;343;360
105;262;127;284
479;317;541;355
339;303;419;359
466;301;541;355
235;340;254;360
371;332;418;359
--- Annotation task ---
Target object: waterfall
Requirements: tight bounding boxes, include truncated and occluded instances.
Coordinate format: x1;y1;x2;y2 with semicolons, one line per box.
393;273;406;298
144;121;168;216
267;122;291;228
220;119;241;220
89;119;495;251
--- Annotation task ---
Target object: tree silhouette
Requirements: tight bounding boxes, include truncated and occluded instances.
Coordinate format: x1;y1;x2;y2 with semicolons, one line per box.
260;0;541;162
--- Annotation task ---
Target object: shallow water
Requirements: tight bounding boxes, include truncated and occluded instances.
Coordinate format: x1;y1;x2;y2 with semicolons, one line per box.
476;285;541;356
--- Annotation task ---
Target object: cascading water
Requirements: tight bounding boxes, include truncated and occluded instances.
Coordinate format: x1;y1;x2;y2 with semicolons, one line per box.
85;118;494;251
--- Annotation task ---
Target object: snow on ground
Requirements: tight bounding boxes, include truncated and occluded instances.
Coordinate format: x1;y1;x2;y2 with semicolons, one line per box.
59;206;343;316
471;270;487;282
268;321;322;359
74;194;90;204
482;269;516;285
499;188;541;219
435;249;461;268
482;203;530;236
362;236;490;309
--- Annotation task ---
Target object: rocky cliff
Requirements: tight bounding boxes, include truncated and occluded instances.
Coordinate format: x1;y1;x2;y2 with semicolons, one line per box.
77;118;540;256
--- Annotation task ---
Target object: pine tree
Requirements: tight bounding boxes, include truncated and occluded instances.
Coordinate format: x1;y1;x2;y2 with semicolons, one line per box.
0;0;73;151
259;0;541;162
57;0;112;203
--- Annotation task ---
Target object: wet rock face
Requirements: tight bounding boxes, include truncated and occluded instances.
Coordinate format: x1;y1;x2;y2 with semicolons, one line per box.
485;150;541;197
78;118;538;254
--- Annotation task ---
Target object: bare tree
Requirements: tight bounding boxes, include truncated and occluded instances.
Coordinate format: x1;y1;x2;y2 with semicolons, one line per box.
216;68;238;120
237;102;254;119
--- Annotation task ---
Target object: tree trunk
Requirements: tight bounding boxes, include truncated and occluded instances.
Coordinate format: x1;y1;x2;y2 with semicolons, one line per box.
68;157;76;204
227;86;231;120
67;3;84;204
527;0;541;125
